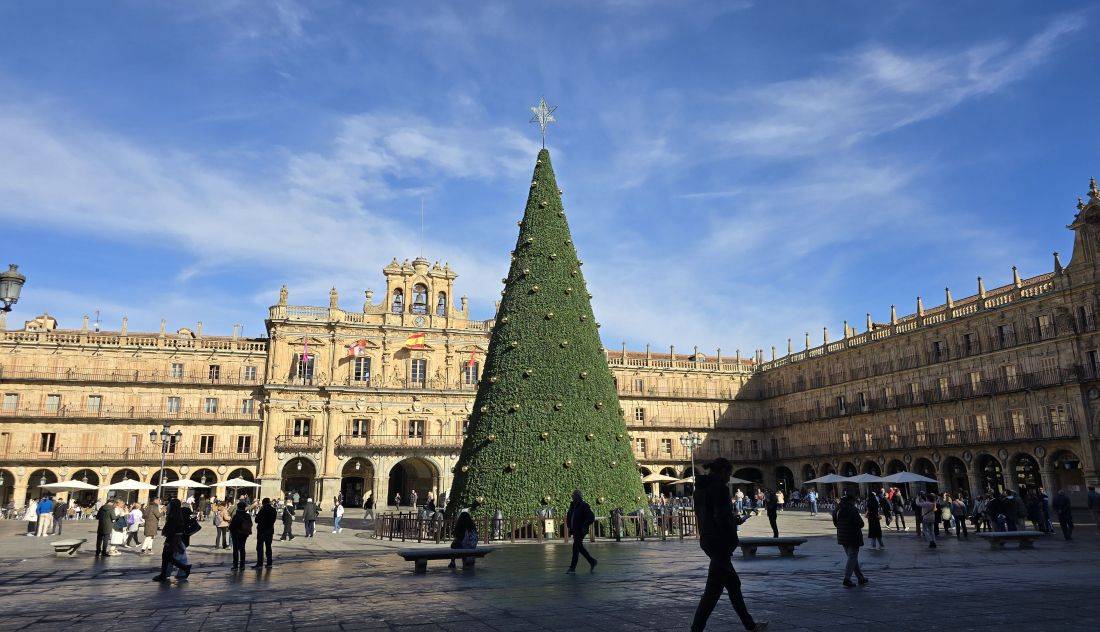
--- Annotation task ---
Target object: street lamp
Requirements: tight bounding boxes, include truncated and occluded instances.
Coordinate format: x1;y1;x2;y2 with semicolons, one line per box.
679;430;703;486
0;264;26;313
149;423;183;499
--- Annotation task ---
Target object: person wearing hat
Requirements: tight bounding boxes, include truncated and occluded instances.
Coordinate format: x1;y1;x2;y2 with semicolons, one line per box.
690;458;767;632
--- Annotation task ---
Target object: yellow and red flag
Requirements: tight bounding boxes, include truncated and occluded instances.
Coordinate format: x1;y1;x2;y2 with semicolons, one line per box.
404;332;427;349
466;348;477;368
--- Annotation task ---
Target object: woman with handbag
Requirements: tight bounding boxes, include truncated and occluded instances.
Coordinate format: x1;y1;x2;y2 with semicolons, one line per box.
448;509;478;568
153;498;194;582
918;493;938;549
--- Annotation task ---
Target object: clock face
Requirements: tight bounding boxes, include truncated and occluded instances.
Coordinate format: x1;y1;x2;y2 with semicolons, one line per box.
414;315;426;327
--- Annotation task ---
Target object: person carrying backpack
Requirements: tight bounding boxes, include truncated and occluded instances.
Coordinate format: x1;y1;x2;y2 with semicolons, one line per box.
690;458;768;632
565;489;597;573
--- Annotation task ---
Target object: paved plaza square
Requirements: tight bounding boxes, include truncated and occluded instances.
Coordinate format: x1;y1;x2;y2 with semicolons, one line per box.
1;510;1098;631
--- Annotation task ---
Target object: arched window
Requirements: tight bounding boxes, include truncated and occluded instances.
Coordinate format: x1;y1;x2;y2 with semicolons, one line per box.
391;288;404;314
436;292;447;316
411;284;428;314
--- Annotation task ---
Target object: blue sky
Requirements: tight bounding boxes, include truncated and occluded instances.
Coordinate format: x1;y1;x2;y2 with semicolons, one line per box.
1;1;1098;356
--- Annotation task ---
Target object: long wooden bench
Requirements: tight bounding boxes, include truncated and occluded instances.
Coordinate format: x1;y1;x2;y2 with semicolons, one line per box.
397;546;495;574
738;537;808;558
51;538;88;557
976;531;1042;550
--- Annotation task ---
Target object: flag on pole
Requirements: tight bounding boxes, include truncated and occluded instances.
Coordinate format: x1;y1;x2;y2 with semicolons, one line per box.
466;348;477;368
404;332;427;349
346;339;369;357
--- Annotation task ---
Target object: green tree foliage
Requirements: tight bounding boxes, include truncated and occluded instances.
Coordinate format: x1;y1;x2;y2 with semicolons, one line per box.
447;148;645;518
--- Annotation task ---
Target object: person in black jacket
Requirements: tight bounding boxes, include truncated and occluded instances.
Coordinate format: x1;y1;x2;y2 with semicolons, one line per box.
1051;489;1073;540
253;497;277;569
279;501;295;541
764;490;779;538
94;501;116;557
228;500;253;570
691;458;767;632
302;498;318;538
153;498;191;582
565;489;597;573
833;494;867;587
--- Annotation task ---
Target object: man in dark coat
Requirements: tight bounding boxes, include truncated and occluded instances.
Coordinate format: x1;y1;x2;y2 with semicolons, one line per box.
1052;489;1073;540
832;494;867;587
690;458;767;632
279;500;295;541
253;497;277;569
302;498;318;538
141;497;163;555
764;490;779;538
565;489;597;573
51;496;69;535
95;501;115;557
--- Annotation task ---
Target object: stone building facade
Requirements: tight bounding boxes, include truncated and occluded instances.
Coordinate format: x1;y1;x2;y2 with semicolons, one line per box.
1;180;1098;510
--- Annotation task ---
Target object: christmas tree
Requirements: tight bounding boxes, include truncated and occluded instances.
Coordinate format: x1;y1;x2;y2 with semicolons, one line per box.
447;147;645;518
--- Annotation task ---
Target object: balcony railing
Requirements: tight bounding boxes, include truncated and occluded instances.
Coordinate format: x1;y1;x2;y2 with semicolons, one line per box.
0;330;267;352
617;386;741;401
335;433;464;451
0;405;261;422
0;366;262;387
0;447;259;463
274;435;325;452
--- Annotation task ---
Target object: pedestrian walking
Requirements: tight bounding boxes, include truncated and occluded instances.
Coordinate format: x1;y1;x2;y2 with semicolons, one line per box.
363;493;374;521
806;489;818;516
764;490;779;538
1052;489;1073;541
866;493;884;549
565;489;597;573
890;490;906;531
51;496;68;535
951;495;969;539
153;498;194;582
302;498;318;537
35;495;55;537
393;492;401;508
690;458;767;631
332;500;344;533
254;497;277;569
126;502;143;546
95;500;114;557
918;493;938;548
410;489;418;509
229;500;252;570
141;498;163;554
213;502;230;549
109;501;127;555
24;497;39;536
279;500;295;540
833;494;868;587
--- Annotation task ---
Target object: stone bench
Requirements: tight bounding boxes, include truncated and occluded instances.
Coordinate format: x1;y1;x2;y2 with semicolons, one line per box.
51;538;88;557
397;546;495;574
738;537;808;558
977;531;1042;550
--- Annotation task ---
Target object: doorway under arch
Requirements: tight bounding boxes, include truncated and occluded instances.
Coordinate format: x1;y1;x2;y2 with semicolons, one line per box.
774;466;795;493
283;458;317;506
913;458;938;494
388;457;438;507
839;462;858;496
1011;453;1042;495
942;457;969;496
977;454;1006;494
341;458;375;507
70;469;100;506
109;469;142;504
1050;450;1086;505
25;469;57;501
150;469;180;501
0;468;15;507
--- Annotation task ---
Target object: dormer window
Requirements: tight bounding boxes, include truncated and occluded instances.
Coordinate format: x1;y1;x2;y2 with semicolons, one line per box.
391;288;404;314
411;284;428;315
436;292;447;316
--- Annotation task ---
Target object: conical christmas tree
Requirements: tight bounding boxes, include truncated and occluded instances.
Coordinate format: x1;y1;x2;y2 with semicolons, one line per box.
447;148;645;518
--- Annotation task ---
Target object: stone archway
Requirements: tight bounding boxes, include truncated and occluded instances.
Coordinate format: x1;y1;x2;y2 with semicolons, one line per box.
1050;450;1086;506
227;468;256;482
774;466;795;493
1011;453;1042;495
658;466;679;498
839;462;859;496
341;458;375;507
25;469;58;501
109;469;142;504
282;458;318;507
801;464;816;489
942;456;969;496
150;468;180;501
0;468;15;507
913;458;938;494
977;454;1006;494
388;457;439;508
70;469;100;506
733;467;763;496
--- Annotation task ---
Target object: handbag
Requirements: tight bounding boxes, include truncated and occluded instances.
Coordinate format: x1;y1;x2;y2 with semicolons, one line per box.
461;527;478;549
184;517;202;537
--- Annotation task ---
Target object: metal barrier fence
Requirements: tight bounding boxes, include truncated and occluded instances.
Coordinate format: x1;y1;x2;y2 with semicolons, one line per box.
372;511;700;544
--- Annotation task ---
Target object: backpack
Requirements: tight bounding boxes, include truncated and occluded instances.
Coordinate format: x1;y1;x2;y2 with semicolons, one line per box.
461;527;478;549
126;513;135;526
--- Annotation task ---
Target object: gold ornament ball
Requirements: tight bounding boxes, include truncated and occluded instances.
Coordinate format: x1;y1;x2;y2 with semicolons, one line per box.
487;433;497;442
560;340;569;348
530;181;537;188
550;253;557;259
510;404;521;412
530;285;540;293
564;459;572;468
539;200;547;208
522;268;530;276
586;432;594;441
476;496;485;504
543;495;552;503
479;405;488;413
508;462;518;471
524;368;534;377
610;461;618;468
595;402;604;409
509;340;519;348
500;315;510;323
553;402;563;411
579;371;588;379
545;312;554;319
597;496;606;504
540;431;549;440
489;375;499;383
461;465;469;473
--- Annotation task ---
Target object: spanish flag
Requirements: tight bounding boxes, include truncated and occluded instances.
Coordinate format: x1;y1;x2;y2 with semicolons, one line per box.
404;332;427;349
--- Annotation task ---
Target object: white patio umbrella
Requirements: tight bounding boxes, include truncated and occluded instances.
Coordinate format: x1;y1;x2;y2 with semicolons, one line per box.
804;473;850;484
40;480;98;491
882;471;938;484
213;477;260;488
845;473;887;484
105;478;156;491
161;479;209;489
673;476;695;485
641;473;679;484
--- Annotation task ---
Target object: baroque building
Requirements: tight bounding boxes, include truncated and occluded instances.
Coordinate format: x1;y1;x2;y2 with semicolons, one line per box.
1;180;1099;511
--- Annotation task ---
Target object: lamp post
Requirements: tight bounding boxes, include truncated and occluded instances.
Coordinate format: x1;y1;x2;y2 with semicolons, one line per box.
0;264;26;313
679;431;703;488
149;423;183;499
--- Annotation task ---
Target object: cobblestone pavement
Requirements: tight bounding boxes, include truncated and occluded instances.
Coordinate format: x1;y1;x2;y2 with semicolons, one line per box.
0;511;1097;631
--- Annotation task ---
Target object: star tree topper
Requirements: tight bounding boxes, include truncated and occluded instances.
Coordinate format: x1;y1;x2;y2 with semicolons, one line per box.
529;97;557;148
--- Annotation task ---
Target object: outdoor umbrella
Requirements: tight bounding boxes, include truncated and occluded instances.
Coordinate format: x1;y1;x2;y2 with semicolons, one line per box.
104;479;156;491
673;475;754;485
803;473;850;484
213;477;260;488
882;471;937;484
640;473;679;484
40;480;98;491
161;479;209;489
845;473;887;484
